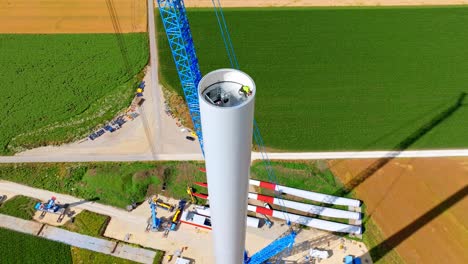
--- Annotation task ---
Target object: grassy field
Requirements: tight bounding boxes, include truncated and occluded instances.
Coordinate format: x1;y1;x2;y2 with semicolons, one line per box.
158;7;468;151
0;195;40;220
70;247;140;264
0;33;148;155
251;160;343;197
0;227;73;264
63;210;110;237
0;162;206;208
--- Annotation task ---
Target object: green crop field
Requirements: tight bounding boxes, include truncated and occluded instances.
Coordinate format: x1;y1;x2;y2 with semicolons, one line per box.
0;195;39;220
0;33;148;155
158;7;468;151
0;228;73;264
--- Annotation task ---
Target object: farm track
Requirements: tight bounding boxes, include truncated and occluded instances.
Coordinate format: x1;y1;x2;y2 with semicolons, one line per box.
2;149;468;163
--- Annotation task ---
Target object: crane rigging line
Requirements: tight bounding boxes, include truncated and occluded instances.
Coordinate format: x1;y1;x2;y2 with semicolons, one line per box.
209;0;291;224
211;0;239;69
210;0;234;68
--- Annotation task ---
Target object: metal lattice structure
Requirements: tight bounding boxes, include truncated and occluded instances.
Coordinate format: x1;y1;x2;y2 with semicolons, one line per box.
247;232;296;264
157;0;204;152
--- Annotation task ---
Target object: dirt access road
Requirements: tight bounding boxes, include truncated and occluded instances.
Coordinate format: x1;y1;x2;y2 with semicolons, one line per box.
330;157;468;264
0;180;371;264
0;0;146;33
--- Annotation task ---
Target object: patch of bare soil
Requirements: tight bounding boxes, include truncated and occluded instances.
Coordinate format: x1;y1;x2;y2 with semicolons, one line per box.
329;157;468;263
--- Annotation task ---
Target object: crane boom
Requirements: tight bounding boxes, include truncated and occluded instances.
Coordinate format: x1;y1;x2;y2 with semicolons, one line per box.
247;232;296;264
157;0;204;152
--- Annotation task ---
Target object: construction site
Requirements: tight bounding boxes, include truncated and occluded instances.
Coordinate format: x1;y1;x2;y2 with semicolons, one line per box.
0;0;467;264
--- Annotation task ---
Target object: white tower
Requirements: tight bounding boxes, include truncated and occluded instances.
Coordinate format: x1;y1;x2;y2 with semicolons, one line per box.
198;69;256;264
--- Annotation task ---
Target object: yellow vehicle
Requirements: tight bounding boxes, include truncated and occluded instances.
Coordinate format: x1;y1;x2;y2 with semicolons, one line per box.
172;209;181;222
156;199;174;212
186;186;197;204
170;199;186;230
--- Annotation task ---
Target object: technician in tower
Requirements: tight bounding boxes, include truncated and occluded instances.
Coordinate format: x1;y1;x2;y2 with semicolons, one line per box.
239;85;252;97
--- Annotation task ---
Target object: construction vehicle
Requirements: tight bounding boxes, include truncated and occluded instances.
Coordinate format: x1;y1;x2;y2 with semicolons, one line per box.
136;81;145;97
136;88;143;97
262;214;273;229
147;196;161;232
138;81;146;90
0;195;6;204
344;255;354;264
34;196;67;222
155;199;175;212
170;200;187;230
104;125;116;132
186;186;197;204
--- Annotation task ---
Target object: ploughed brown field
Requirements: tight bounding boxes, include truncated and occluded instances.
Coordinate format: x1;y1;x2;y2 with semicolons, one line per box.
330;157;468;263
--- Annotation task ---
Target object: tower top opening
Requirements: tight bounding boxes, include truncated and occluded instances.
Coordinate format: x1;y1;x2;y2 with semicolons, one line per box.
199;69;256;109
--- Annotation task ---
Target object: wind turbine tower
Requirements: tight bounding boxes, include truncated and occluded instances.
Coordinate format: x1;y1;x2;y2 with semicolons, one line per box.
198;68;256;264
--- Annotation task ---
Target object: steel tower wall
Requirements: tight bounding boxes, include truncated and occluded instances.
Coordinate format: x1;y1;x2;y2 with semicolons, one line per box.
198;69;256;264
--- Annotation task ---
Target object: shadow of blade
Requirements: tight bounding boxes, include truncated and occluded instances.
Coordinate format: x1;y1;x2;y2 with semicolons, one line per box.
342;92;466;194
106;0;132;75
366;185;468;263
65;197;101;208
139;104;157;159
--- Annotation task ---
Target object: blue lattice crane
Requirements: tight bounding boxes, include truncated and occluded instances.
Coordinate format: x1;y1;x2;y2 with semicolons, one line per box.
157;0;203;152
157;1;296;263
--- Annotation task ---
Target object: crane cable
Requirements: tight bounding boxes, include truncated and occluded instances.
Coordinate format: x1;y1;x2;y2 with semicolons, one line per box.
210;0;291;224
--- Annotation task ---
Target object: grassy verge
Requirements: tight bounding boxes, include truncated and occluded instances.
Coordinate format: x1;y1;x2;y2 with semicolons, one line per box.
0;195;40;220
153;250;165;264
362;215;404;264
70;247;139;264
250;160;349;210
0;227;73;264
158;7;468;151
0;162;206;209
0;33;149;155
63;210;110;237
